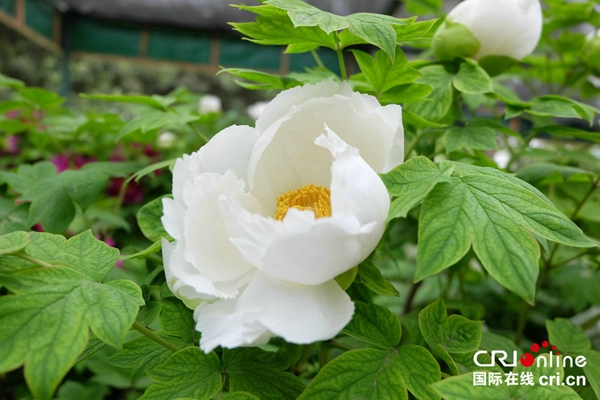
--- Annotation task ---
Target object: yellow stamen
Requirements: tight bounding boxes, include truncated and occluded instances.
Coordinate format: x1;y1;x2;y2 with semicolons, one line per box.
274;184;332;221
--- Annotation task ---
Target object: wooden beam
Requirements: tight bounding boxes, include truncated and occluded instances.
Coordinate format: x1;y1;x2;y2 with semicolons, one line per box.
139;27;149;58
15;0;24;25
0;8;62;53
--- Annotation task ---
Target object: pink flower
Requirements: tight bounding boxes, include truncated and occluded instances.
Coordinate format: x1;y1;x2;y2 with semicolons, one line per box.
51;154;70;173
6;110;19;119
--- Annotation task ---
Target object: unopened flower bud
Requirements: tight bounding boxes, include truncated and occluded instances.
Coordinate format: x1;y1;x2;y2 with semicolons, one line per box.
433;0;542;74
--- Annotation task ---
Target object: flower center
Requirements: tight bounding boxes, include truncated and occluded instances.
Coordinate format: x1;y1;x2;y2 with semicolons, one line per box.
274;184;332;221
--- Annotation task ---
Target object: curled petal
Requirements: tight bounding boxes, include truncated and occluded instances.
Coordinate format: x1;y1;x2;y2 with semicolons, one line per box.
221;132;389;286
181;170;259;282
162;239;253;307
172;125;256;205
196;272;354;353
249;81;402;214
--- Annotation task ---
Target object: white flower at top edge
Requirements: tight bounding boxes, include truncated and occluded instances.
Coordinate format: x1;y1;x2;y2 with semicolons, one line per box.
161;81;404;352
198;95;222;114
433;0;543;61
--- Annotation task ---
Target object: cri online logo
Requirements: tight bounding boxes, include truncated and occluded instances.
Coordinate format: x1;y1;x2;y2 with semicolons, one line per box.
473;340;588;368
520;340;558;367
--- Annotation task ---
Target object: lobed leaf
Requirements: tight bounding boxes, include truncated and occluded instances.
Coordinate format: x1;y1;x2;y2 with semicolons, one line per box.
297;349;408;400
343;302;401;349
381;156;454;220
141;347;222;400
0;232;143;400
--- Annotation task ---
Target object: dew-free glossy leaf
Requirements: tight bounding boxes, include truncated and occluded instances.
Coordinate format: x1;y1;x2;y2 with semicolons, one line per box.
546;318;591;354
381;156;454;220
0;232;143;400
297;349;407;400
452;62;493;94
396;345;441;400
138;195;172;242
343;302;401;349
0;231;31;255
223;347;305;400
445;126;498;153
141;347;222;400
419;298;482;353
357;259;399;296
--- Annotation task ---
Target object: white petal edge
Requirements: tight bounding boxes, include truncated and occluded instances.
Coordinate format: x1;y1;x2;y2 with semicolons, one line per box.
196;272;354;353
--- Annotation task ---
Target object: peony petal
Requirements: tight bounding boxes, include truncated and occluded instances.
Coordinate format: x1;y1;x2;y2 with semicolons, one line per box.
182;170;259;281
172;125;256;205
162;239;253;307
195;297;273;353
222;131;389;286
448;0;542;60
248;81;402;214
196;272;354;352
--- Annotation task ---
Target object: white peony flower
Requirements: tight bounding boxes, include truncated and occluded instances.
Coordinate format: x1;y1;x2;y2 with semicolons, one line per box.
433;0;542;62
161;81;404;352
247;101;269;120
156;131;176;149
198;95;222;114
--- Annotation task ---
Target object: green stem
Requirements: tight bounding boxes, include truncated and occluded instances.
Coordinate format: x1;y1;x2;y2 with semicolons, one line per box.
318;342;331;369
132;321;180;353
15;253;53;268
336;49;347;80
404;130;425;159
515;301;531;346
311;49;325;69
189;123;210;144
570;176;600;221
402;281;423;315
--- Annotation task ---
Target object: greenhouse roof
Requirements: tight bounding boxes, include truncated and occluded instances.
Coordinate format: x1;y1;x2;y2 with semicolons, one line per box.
53;0;397;31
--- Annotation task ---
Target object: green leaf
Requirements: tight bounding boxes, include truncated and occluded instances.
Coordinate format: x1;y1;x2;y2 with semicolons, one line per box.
117;112;199;141
351;49;421;95
0;161;57;194
80;94;175;110
267;0;348;34
394;19;438;42
444;125;498;153
80;161;145;177
334;265;357;290
219;68;302;90
141;347;222;400
405;65;453;122
480;332;520;356
511;354;581;399
221;393;261;400
223;347;305;400
106;334;185;380
343;302;401;349
357;259;399;296
0;72;25;89
20;87;65;109
231;8;337;51
452;62;493;94
21;170;108;233
0;231;144;400
546;318;591;354
55;381;109;400
160;298;197;344
378;83;433;104
138;195;172;242
419;298;482;353
583;349;600;400
381;157;454;220
346;14;400;61
532;125;600;143
432;372;510;399
517;163;596;185
416;163;596;303
0;231;31;255
396;345;441;400
297;348;407;400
